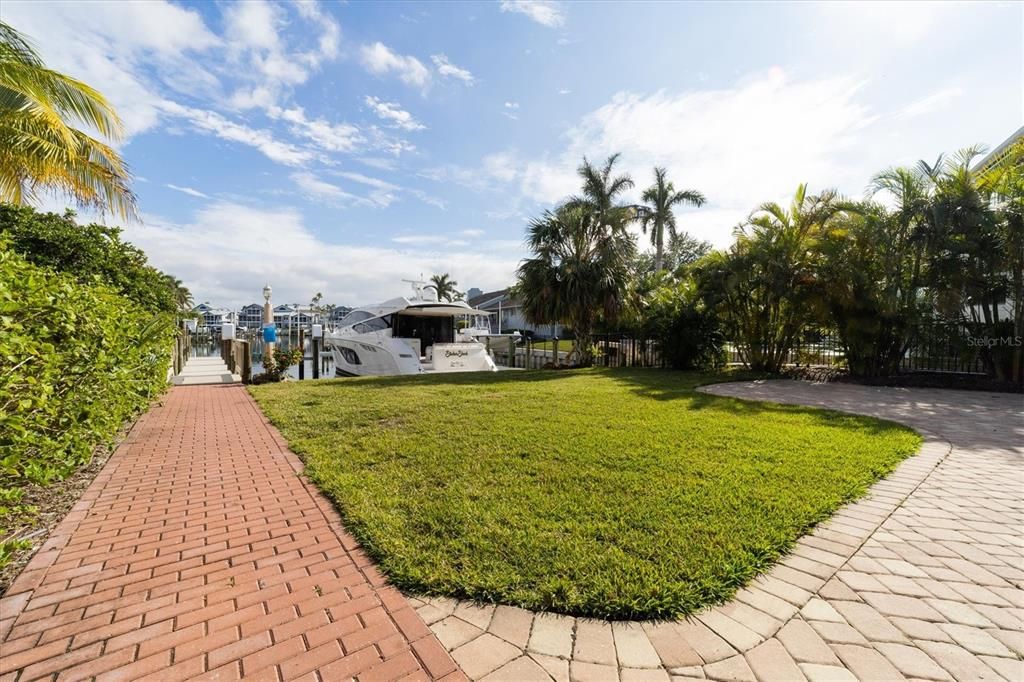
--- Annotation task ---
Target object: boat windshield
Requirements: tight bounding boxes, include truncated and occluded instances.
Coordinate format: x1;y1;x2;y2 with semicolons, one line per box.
337;310;374;327
353;315;392;333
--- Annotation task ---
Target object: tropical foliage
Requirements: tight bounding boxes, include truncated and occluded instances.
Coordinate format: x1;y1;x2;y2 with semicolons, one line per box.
566;153;635;233
639;278;723;370
518;140;1019;384
637;167;705;272
261;346;303;382
694;184;843;372
0;204;188;313
0;21;135;218
517;155;642;364
517;203;636;365
0;241;175;567
426;273;462;302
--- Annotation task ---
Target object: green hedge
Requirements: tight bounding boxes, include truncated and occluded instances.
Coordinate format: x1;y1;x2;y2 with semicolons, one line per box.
0;240;174;565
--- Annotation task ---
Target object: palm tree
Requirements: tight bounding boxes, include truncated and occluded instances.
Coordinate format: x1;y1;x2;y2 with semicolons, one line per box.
699;184;843;372
977;139;1024;384
516;203;636;365
426;273;460;302
637;167;705;272
0;21;136;218
165;275;193;312
566;153;635;233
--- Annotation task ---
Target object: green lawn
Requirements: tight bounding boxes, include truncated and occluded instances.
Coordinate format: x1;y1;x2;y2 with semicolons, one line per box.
250;369;920;619
528;339;572;352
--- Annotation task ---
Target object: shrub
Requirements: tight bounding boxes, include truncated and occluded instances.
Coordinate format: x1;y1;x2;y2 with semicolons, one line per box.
0;204;181;313
259;346;303;382
0;241;174;564
642;279;723;370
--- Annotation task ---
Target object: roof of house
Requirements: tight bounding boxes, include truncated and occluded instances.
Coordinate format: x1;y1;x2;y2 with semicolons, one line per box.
468;288;514;308
973;125;1024;174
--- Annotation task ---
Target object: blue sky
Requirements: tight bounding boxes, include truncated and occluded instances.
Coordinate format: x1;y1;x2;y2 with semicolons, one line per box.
3;0;1021;307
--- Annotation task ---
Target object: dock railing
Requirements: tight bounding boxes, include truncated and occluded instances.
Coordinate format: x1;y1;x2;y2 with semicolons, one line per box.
220;339;252;383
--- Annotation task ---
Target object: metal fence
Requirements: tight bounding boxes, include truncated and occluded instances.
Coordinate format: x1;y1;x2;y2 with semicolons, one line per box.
593;334;666;368
185;322;1003;380
723;324;993;376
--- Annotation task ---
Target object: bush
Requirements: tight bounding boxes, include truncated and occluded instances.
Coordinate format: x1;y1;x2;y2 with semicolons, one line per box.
643;279;723;370
0;241;174;563
0;204;181;313
259;346;303;382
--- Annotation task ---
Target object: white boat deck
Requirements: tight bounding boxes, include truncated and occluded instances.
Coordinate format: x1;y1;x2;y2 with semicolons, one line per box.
172;356;242;385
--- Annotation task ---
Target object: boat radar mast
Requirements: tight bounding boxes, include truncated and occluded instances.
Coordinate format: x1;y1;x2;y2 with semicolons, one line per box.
401;277;434;301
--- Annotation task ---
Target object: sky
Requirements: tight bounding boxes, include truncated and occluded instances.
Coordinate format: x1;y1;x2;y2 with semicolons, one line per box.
2;0;1022;308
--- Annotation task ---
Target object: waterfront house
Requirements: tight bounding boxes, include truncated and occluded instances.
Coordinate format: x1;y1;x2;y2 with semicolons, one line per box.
467;289;565;338
191;303;237;333
238;303;264;331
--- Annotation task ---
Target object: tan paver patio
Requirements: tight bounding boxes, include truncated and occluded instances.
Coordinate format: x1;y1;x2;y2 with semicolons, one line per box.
413;381;1023;681
0;385;462;682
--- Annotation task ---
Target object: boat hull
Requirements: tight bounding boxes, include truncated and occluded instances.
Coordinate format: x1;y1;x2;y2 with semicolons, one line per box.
328;336;497;377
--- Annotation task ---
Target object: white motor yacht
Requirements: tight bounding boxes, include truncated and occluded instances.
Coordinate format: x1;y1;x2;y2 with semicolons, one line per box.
325;281;516;377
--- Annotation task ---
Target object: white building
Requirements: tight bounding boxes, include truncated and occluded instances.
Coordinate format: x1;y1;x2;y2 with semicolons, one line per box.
238;303;264;331
467;289;565;338
191;303;237;332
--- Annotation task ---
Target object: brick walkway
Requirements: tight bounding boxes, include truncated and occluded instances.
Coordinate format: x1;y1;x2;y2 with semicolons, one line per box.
0;386;461;682
413;382;1023;681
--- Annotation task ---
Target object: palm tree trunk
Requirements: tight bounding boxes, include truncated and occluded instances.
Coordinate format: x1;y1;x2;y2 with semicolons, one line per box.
654;222;664;272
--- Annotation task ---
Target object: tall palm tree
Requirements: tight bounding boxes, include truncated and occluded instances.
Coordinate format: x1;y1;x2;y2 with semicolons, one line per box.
426;273;460;302
165;275;193;312
566;153;635;233
637;167;705;272
700;184;842;372
516;203;636;365
0;21;136;218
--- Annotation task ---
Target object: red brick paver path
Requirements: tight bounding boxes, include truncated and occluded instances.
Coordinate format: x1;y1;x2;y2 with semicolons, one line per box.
0;386;462;682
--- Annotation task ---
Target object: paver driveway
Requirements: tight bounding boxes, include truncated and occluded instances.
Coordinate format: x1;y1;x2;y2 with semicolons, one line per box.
0;386;461;682
412;381;1023;681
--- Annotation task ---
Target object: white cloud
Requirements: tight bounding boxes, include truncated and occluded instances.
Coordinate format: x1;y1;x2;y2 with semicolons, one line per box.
894;87;964;120
500;1;566;28
334;171;399;207
161;101;315;165
364;96;426;131
513;69;877;245
293;0;341;63
224;0;281;51
335;171;398;191
482;151;520;182
431;54;475;84
558;89;572;95
420;150;523;194
291;171;363;204
1;0;219;137
267;106;362;153
504;101;520;109
357;157;398;171
818;1;954;47
124;202;519;306
360;42;431;89
392;235;460;245
461;229;485;238
165;184;210;198
223;0;340;110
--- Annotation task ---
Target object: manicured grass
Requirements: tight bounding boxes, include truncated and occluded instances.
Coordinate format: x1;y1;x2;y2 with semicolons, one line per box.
528;339;572;352
250;369;920;619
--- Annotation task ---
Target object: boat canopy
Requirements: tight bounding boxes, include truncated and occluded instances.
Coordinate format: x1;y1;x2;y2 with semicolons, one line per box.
401;304;492;317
